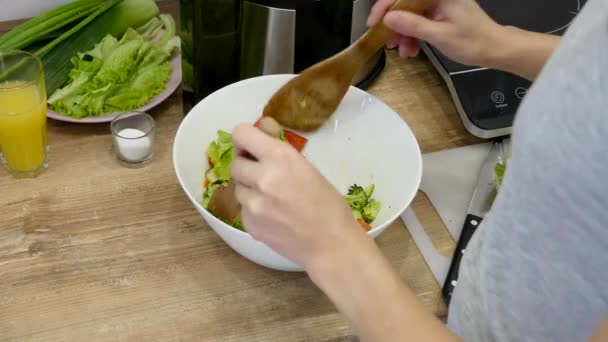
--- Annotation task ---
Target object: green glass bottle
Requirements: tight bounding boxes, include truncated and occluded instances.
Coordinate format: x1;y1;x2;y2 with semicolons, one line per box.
187;0;242;112
180;0;195;114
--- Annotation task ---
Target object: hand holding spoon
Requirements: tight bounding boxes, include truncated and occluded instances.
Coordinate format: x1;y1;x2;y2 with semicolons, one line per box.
262;0;436;132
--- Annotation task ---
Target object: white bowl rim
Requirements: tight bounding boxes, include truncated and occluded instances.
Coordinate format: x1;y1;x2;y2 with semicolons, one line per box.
173;74;422;241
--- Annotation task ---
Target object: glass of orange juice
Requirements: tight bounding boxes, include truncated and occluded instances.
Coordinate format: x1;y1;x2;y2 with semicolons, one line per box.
0;51;48;178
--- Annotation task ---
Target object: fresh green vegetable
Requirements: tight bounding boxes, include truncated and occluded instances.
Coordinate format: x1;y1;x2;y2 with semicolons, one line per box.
41;0;160;94
362;199;382;224
205;130;234;182
35;0;123;58
202;131;235;212
201;130;235;216
48;14;179;117
136;17;164;40
344;183;382;224
0;0;160;94
232;215;245;232
345;185;364;210
495;162;507;188
0;0;106;51
278;130;287;143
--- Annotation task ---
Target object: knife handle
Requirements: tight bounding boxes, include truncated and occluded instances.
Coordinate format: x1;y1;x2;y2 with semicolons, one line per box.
442;214;483;304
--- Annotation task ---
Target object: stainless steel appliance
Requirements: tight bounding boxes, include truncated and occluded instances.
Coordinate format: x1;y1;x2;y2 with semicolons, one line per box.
240;0;385;88
422;0;587;138
181;0;386;113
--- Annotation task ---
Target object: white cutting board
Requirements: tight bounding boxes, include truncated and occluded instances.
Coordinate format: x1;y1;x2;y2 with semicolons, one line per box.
400;142;492;284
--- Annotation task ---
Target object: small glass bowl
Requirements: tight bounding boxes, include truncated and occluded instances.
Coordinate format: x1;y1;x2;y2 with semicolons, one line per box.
110;112;155;168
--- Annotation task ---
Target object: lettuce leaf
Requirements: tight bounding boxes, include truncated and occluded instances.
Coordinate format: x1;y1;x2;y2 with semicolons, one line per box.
48;14;180;117
204;130;234;187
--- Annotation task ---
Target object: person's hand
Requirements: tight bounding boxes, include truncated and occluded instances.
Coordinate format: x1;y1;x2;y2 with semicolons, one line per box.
368;0;503;67
229;124;367;270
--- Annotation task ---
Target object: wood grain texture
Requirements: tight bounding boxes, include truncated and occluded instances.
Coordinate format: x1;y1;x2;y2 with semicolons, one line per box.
0;2;481;339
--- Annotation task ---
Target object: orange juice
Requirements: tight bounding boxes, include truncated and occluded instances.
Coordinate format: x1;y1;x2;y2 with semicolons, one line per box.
0;81;48;173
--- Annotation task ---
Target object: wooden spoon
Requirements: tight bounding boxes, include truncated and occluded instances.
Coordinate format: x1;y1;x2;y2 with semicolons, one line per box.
262;0;436;132
207;181;241;224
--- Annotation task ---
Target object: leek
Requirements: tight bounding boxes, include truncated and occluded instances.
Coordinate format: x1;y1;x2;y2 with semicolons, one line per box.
40;0;160;94
36;0;123;58
0;0;160;95
0;0;104;50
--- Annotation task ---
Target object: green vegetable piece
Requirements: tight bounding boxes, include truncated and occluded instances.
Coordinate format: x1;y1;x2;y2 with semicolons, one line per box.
344;183;382;224
495;162;507;188
41;0;160;94
207;130;233;165
278;130;287;143
93;39;144;87
232;215;245;231
345;184;367;211
47;10;179;117
362;199;382;224
364;184;375;200
135;17;164;40
204;130;235;189
105;62;171;111
0;0;105;51
347;184;364;195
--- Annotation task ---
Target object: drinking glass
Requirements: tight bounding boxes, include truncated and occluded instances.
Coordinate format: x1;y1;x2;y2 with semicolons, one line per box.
0;51;48;178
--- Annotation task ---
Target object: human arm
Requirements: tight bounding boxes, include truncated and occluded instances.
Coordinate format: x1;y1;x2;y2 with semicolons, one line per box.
368;0;560;80
229;123;460;342
308;227;460;342
589;316;608;342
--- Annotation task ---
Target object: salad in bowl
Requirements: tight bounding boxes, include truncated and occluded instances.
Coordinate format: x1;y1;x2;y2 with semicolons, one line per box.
173;74;422;271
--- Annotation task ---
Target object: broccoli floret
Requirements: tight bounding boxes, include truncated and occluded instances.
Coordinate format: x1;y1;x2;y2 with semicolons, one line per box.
347;184;364;195
345;183;382;224
345;184;367;210
362;199;382;224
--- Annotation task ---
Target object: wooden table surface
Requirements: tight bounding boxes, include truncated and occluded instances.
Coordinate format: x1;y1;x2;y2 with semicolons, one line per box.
0;7;480;342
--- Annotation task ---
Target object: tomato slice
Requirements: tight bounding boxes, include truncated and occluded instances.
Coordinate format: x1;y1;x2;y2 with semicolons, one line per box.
357;218;373;232
254;116;308;152
283;130;308;152
203;178;210;188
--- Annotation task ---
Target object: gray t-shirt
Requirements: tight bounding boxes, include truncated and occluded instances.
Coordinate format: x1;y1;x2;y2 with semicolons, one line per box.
447;0;608;341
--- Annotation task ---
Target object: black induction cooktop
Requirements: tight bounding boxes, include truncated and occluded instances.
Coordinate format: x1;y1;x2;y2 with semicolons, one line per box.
422;0;587;138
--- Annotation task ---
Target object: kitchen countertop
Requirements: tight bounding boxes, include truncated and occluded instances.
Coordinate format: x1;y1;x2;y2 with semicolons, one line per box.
0;5;481;341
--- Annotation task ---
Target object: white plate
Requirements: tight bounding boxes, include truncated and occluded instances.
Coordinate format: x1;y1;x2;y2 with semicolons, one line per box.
173;74;423;271
46;53;182;123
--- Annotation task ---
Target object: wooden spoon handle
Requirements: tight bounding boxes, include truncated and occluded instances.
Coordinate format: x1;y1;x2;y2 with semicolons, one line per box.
355;0;436;59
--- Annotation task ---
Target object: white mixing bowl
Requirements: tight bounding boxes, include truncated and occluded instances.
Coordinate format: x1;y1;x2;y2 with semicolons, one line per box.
173;74;422;272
